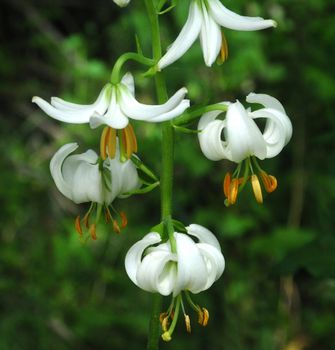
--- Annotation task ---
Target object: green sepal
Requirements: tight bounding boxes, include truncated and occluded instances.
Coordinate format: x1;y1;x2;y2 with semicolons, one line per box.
150;222;165;237
172;219;187;233
131;155;159;181
172;124;201;134
123;181;160;196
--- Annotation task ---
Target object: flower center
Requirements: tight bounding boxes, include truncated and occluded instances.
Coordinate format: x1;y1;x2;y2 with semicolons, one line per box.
223;157;278;206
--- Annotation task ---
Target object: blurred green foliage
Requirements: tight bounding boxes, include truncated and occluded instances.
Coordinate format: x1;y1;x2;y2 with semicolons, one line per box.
1;0;335;349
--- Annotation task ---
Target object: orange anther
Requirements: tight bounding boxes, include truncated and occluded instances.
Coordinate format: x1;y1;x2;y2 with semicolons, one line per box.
89;223;97;240
100;127;110;160
260;172;278;193
120;211;128;229
127;123;138;153
107;127;117;159
223;172;231;198
201;308;209;327
75;216;83;236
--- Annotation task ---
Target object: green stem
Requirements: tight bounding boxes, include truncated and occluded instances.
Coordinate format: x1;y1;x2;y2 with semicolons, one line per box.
144;0;175;349
110;52;155;84
174;103;228;126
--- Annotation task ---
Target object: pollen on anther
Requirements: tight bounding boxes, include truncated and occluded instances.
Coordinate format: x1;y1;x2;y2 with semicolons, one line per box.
251;174;263;204
75;216;83;236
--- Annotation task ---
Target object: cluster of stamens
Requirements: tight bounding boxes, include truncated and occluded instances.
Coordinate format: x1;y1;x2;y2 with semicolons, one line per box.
100;124;138;161
223;157;278;206
159;292;209;342
74;203;128;241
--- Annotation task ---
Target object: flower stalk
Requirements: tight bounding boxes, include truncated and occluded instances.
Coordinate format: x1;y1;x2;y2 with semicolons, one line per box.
144;0;175;348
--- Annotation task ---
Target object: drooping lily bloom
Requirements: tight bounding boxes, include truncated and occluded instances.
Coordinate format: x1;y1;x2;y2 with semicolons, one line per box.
125;223;225;340
198;93;292;205
158;0;276;69
113;0;130;7
51;142;140;238
32;72;190;130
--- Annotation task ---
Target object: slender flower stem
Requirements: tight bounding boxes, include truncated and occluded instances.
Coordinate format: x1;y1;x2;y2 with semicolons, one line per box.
110;52;155;84
144;0;175;348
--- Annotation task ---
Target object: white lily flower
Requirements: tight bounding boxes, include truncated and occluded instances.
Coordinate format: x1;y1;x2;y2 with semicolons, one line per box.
51;141;140;238
198;93;292;205
51;142;139;205
125;224;225;296
113;0;130;7
158;0;276;69
32;72;190;130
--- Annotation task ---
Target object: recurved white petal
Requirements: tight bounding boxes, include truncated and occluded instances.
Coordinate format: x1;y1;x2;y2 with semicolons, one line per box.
247;93;292;144
32;97;94;124
196;243;225;287
119;87;189;121
50;84;110;114
186;224;221;251
136;250;177;295
174;233;208;296
50;143;78;200
158;1;202;70
125;232;162;285
199;1;222;67
113;0;130;7
61;149;103;204
208;0;276;31
198;110;232;161
226;101;267;162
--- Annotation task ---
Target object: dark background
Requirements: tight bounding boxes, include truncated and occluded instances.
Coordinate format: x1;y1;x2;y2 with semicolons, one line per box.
1;0;335;349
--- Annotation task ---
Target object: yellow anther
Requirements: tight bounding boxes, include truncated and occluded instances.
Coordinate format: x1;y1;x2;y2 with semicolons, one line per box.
124;126;133;159
228;178;239;205
100;126;110;160
161;332;172;342
113;220;121;234
220;31;229;62
159;312;168;324
251;174;263;204
197;308;204;325
89;223;97;240
201;308;209;327
74;216;83;236
161;316;170;332
184;314;191;333
127;123;138;153
107;127;117;159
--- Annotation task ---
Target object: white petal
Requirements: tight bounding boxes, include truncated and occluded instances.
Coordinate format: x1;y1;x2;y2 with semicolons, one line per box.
199;1;222;67
226;101;267;162
50;143;78;201
121;72;135;96
198;109;232;161
146;99;190;122
136;250;177;295
90;88;129;129
174;233;208;296
125;232;162;286
158;1;202;70
208;0;276;31
246;93;292;144
186;224;221;251
32;85;110;124
196;243;225;288
50;84;110;115
32;97;93;123
113;0;130;7
61;149;104;204
119;86;188;121
250;109;291;158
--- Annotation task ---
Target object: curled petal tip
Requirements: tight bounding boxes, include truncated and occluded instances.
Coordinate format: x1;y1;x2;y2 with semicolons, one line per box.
271;20;278;28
